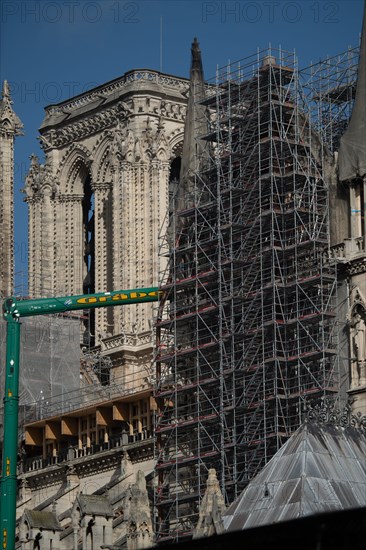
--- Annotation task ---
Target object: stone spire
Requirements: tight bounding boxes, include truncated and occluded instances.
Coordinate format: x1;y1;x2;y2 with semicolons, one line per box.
2;80;10;100
0;80;23;133
193;469;226;539
338;1;366;181
126;470;154;549
0;80;23;297
190;36;204;79
177;38;207;208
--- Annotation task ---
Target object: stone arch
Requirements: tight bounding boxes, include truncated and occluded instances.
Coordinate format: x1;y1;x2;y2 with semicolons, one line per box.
92;132;113;183
351;288;366;316
0;118;12;129
166;130;184;202
57;144;93;194
170;156;181;182
168;129;184;160
156;147;168;162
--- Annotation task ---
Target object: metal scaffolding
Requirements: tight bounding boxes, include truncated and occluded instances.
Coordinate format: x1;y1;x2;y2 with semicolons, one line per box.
300;47;358;153
154;46;357;543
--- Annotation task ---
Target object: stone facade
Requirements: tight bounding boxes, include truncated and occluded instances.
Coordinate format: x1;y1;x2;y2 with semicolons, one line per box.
332;4;366;416
331;192;366;415
0;80;23;297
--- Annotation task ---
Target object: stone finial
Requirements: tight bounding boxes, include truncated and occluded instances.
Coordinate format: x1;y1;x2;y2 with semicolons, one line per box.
127;470;154;549
193;469;226;539
22;155;59;199
0;79;23;134
191;37;204;78
2;80;11;102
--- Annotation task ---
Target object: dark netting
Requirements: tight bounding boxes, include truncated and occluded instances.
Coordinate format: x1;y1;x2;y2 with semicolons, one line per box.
0;315;81;442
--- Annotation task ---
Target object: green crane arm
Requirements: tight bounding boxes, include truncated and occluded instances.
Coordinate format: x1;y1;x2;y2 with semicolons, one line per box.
0;287;161;549
3;287;162;319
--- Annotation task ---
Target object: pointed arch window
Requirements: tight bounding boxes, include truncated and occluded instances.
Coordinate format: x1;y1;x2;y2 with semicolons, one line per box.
82;174;95;296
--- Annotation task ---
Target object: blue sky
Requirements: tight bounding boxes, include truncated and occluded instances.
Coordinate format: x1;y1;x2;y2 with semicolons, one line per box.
0;0;364;292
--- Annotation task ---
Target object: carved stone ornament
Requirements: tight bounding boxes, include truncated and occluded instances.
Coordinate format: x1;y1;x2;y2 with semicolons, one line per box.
108;116;170;166
353;288;366;308
348;258;366;275
350;302;366;388
44;70;189;117
40;97;185;151
0;80;23;136
304;398;366;430
22;155;59;198
40;106;120;149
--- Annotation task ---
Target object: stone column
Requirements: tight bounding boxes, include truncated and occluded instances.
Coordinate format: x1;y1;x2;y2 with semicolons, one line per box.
33;198;43;297
40;188;53;296
350;183;362;238
93;182;111;339
112;161;132;335
363;176;366;249
26;197;38;297
68;195;84;296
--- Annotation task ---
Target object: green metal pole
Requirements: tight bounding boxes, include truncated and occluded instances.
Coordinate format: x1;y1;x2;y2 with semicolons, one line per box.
0;318;21;550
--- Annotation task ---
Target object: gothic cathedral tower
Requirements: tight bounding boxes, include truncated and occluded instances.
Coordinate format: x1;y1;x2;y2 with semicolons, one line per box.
23;70;187;370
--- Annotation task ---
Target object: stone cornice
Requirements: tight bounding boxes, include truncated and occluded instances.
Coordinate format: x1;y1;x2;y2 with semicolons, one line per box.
127;437;155;463
58;194;84;203
41;105;118;149
91;181;111;192
44;70;189;117
101;331;153;352
330;240;366;275
40;100;186;151
21;447;125;488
